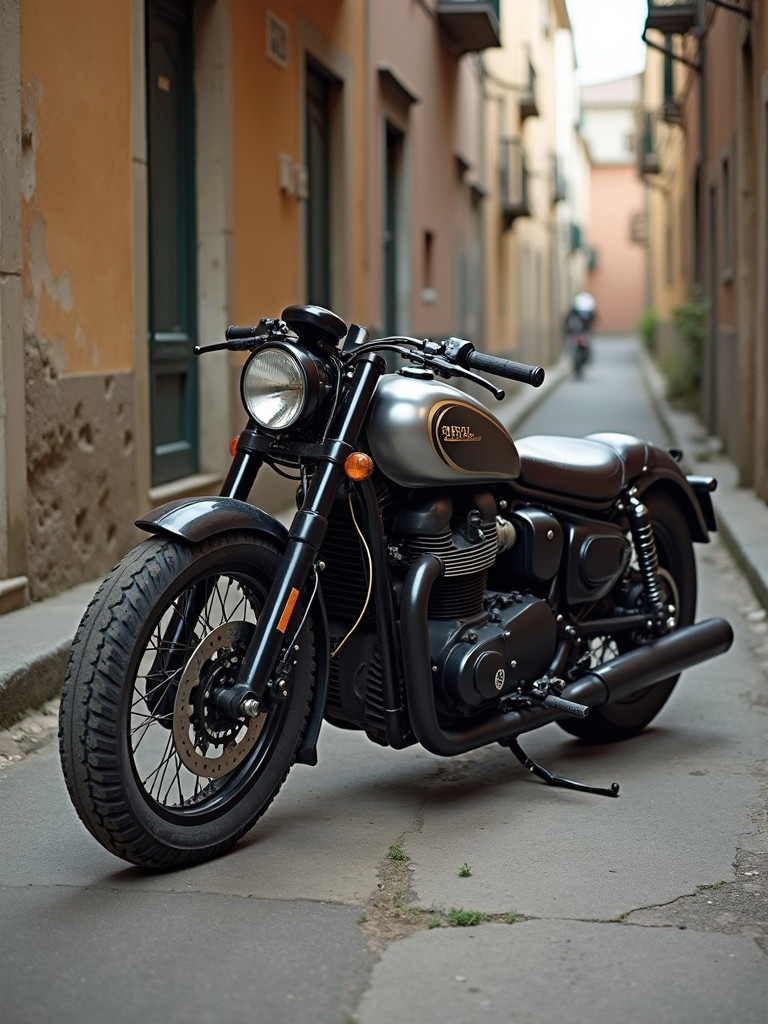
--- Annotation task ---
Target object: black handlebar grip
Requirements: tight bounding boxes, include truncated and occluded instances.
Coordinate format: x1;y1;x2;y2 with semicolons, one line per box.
543;694;590;719
225;325;261;341
467;350;545;388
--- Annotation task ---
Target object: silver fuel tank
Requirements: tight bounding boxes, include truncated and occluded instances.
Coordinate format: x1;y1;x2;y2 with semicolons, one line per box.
366;368;521;488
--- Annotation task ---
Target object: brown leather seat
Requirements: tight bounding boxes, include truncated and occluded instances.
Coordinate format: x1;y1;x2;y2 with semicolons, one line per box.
515;433;647;501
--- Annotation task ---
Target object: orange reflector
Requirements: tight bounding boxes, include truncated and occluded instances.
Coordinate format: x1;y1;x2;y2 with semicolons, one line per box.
229;435;240;457
277;587;300;633
344;452;374;480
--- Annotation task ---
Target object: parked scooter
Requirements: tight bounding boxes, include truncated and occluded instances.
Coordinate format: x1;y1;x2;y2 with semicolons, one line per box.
59;304;733;869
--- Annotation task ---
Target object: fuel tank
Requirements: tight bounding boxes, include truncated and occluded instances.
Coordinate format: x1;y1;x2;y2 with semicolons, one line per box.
366;369;521;487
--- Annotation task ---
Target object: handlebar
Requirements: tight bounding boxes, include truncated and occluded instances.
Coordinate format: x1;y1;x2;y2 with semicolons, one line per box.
206;325;546;392
466;350;545;388
225;324;267;342
442;338;544;388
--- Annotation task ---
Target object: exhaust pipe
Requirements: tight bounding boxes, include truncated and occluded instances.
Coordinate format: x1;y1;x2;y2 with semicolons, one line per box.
400;553;734;757
561;617;733;709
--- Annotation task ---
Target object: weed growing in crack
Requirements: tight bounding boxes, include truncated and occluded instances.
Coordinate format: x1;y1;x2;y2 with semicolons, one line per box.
447;908;487;927
458;862;472;877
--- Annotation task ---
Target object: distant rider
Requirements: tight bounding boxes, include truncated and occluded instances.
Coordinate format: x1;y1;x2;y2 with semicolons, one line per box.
564;292;596;377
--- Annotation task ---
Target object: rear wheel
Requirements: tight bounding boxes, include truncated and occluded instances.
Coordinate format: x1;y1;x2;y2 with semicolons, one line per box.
558;492;696;743
59;532;315;870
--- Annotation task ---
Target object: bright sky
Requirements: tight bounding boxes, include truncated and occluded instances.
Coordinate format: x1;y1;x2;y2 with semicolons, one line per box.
566;0;648;83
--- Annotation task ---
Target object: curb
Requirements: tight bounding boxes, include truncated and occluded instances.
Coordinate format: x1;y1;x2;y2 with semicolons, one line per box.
640;350;768;614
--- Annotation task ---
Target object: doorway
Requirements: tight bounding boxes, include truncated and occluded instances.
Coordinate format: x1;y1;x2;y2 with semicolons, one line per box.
146;0;199;485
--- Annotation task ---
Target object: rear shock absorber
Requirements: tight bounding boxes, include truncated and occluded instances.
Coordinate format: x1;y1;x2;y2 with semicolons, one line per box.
626;492;664;615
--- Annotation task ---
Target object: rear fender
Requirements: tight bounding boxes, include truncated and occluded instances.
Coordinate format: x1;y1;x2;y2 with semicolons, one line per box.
588;433;712;543
632;472;712;542
136;496;329;766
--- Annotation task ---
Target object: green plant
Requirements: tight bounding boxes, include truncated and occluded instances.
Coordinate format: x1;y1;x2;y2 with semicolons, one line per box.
458;863;472;878
448;908;487;927
664;297;706;407
387;843;408;862
504;911;517;924
637;308;659;353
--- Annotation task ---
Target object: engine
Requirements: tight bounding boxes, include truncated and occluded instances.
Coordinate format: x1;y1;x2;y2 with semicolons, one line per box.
394;491;557;711
318;485;558;734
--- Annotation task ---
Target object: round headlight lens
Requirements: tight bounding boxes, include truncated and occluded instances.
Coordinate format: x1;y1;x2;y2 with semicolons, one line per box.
242;346;307;430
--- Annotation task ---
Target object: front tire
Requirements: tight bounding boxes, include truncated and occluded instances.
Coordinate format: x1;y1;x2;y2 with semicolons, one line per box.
59;532;315;869
558;491;697;743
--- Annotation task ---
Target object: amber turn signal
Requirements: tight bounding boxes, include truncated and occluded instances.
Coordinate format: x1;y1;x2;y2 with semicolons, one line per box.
229;435;240;457
344;452;374;480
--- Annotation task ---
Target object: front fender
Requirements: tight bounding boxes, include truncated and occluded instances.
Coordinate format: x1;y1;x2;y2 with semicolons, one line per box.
136;495;329;766
136;495;289;546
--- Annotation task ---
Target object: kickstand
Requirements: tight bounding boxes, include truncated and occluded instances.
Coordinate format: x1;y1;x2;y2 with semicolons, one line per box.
506;738;620;798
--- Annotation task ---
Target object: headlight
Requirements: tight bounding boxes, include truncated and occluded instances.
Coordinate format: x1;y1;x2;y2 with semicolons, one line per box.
241;344;328;431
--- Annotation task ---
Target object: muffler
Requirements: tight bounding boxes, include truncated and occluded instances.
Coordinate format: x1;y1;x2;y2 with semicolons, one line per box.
560;616;734;709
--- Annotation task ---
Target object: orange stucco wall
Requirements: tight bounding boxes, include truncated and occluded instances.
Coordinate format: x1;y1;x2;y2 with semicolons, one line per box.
20;0;134;374
230;0;365;324
588;165;646;334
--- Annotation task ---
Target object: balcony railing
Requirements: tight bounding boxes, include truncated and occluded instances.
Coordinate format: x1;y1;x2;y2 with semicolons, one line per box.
500;138;529;229
639;110;661;174
551;153;567;204
645;1;697;35
519;57;539;121
436;1;501;55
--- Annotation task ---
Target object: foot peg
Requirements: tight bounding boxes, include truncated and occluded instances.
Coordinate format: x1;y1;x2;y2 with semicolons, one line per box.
506;737;620;798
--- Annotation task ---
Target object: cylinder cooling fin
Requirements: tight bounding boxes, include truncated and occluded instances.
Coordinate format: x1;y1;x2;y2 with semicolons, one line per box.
396;492;498;618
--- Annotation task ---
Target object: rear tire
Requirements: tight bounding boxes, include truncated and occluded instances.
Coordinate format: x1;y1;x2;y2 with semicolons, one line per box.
59;532;315;870
558;492;696;743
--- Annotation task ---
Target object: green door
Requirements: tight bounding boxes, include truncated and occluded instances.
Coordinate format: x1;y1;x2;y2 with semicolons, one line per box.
146;0;198;485
305;61;332;308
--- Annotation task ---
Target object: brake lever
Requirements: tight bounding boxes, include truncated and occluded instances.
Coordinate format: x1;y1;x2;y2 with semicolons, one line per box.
429;356;505;400
194;335;269;355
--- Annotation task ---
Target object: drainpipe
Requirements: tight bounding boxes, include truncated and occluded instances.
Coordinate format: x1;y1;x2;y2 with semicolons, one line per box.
696;0;715;432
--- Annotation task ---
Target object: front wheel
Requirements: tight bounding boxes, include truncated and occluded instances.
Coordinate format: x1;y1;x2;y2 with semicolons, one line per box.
558;491;697;743
59;532;315;869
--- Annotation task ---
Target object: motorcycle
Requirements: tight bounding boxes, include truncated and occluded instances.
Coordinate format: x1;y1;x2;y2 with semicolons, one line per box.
59;304;733;870
565;310;591;379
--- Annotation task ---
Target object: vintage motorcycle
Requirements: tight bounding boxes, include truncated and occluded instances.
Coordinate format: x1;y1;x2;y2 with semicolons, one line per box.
564;309;591;379
59;304;733;870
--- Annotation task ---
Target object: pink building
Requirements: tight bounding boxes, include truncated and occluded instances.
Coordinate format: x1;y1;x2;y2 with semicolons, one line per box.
580;76;647;335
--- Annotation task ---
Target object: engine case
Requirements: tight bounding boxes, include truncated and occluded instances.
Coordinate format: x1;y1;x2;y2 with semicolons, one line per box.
432;595;556;709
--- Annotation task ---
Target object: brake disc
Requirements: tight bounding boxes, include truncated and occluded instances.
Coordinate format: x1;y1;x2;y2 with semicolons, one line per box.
172;621;265;778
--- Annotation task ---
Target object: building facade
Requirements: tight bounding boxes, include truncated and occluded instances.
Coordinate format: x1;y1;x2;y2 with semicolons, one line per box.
483;0;582;369
0;0;586;614
641;0;768;503
580;74;648;334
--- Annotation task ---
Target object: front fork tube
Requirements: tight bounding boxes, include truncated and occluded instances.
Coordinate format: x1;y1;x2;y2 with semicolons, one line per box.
227;353;387;716
152;437;266;696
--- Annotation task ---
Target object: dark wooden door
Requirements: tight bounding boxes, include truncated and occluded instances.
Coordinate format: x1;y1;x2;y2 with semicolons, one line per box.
305;61;332;308
146;0;198;485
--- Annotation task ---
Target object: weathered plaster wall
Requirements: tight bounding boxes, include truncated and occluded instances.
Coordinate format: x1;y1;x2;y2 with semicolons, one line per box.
25;339;137;599
20;0;134;374
19;0;139;596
